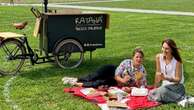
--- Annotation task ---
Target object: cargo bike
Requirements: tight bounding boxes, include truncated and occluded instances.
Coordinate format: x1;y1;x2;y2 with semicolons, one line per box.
0;3;109;75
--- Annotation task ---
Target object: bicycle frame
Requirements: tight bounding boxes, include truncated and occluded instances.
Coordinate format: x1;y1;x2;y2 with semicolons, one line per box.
1;36;55;66
18;36;55;65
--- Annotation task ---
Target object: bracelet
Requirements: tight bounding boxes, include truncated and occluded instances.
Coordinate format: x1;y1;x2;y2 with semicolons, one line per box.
165;77;173;82
169;77;173;82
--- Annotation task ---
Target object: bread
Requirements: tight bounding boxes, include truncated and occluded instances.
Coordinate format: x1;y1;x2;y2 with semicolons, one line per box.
135;72;143;80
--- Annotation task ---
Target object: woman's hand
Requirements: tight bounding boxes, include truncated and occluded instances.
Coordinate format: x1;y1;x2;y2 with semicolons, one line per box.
135;80;141;87
159;73;165;80
123;75;130;83
154;72;165;87
115;75;130;86
115;75;131;87
156;72;165;81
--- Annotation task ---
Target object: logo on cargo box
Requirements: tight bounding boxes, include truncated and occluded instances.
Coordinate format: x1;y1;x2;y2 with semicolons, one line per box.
75;15;104;31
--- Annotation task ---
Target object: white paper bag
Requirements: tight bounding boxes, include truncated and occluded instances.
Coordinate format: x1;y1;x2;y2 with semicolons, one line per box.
131;87;148;96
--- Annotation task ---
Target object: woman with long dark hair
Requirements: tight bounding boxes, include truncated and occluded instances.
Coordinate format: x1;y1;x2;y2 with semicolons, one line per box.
148;38;194;107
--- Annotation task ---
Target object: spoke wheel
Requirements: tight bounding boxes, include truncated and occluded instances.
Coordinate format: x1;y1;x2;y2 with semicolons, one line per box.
54;39;84;69
0;39;26;75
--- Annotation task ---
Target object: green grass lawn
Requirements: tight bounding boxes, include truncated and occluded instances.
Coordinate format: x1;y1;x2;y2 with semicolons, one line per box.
72;0;194;12
0;1;194;110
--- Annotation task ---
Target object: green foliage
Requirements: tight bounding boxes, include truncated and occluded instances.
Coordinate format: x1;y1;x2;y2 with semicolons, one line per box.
0;1;194;109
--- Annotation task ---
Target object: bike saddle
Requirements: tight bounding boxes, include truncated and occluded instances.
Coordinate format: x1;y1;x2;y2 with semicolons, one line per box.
13;21;28;30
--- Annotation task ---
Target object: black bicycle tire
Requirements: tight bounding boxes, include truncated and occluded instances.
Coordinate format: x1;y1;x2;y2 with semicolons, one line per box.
0;39;26;75
54;39;84;69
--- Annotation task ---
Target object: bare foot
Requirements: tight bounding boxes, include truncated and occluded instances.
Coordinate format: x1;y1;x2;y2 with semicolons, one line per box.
74;82;83;87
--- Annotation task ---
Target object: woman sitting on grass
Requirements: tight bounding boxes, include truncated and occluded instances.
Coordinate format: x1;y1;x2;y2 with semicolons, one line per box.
63;48;147;92
148;38;194;107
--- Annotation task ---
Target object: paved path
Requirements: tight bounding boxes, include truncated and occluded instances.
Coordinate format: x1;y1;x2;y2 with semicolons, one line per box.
55;0;129;4
48;4;194;16
1;2;194;16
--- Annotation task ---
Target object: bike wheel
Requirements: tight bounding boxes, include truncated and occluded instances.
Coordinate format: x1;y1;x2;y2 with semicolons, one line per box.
54;39;84;69
0;39;26;75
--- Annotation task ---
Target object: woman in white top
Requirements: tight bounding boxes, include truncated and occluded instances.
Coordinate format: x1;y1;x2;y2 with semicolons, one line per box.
148;38;185;104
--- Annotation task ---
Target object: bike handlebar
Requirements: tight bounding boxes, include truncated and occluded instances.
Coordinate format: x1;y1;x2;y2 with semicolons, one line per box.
31;7;41;18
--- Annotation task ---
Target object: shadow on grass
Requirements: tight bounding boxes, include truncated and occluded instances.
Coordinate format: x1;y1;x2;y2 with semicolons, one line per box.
18;56;123;80
18;56;157;85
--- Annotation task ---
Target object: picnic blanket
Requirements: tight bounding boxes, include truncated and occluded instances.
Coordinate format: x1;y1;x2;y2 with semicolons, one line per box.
64;87;106;104
64;87;160;110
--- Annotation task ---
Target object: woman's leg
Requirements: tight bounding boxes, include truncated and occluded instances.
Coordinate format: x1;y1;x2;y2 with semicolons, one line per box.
148;84;185;103
78;64;117;82
163;84;185;102
81;80;107;88
77;64;117;88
